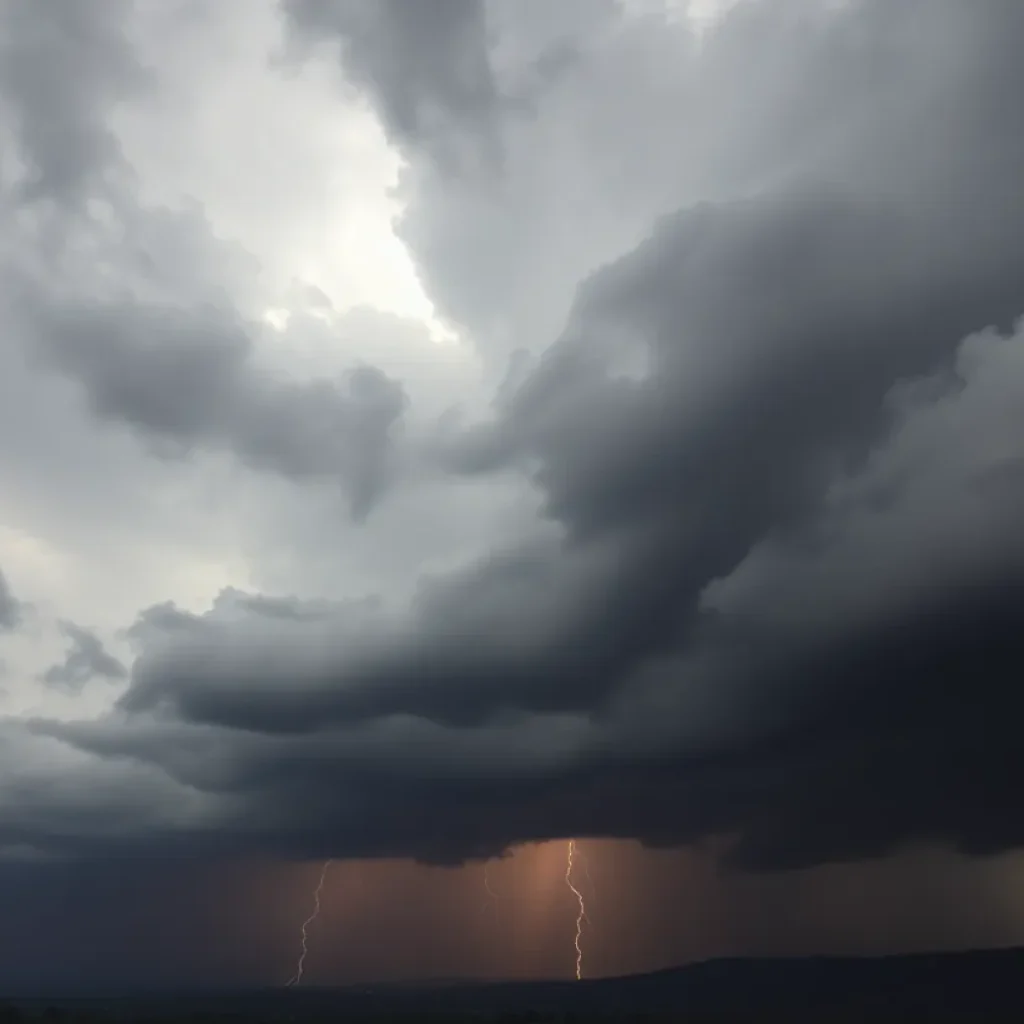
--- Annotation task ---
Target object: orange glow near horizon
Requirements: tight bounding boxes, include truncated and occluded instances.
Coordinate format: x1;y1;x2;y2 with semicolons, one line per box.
272;840;604;984
253;840;1024;988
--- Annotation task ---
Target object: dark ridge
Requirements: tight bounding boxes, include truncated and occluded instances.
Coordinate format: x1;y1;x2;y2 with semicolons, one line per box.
6;946;1024;1020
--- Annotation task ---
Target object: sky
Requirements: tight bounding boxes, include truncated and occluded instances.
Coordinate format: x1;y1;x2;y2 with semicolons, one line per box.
3;0;1024;993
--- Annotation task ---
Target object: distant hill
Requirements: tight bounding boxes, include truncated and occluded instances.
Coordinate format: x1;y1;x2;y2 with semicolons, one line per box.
7;946;1024;1020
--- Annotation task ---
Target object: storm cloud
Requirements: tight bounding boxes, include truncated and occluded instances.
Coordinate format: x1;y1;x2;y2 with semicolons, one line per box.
2;0;1024;938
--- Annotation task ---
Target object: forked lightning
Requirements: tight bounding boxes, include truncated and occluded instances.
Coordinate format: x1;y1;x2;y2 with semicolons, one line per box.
287;860;332;987
564;840;587;981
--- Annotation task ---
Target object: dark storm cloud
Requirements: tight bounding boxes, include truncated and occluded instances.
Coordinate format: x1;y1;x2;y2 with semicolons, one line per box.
72;361;1024;867
42;304;1024;869
114;172;1024;725
6;0;1024;883
41;621;127;691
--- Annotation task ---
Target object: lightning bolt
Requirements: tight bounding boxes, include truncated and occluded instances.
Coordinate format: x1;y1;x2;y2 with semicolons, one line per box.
565;840;586;981
286;859;332;987
578;845;595;923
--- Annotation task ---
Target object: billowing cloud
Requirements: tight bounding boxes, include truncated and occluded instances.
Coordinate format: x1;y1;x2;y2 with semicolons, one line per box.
2;0;1024;911
26;290;410;520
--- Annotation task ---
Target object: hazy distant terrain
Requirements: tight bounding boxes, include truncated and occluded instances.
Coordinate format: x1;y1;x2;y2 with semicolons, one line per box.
6;947;1024;1021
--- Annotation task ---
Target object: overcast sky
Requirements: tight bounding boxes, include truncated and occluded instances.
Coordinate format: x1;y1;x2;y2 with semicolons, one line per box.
3;0;1024;993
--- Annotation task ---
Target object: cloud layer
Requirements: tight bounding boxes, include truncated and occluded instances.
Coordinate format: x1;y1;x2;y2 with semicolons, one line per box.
2;0;1024;883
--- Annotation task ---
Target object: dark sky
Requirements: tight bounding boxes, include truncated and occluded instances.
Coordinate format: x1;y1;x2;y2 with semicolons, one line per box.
3;0;1024;992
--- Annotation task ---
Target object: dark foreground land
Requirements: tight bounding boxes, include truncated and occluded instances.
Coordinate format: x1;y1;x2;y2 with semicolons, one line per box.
5;947;1024;1022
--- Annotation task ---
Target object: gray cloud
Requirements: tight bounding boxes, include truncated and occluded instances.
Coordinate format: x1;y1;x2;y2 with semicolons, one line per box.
0;568;24;632
27;292;409;520
41;621;127;691
389;0;1024;372
283;0;501;172
0;0;145;206
0;1;411;524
